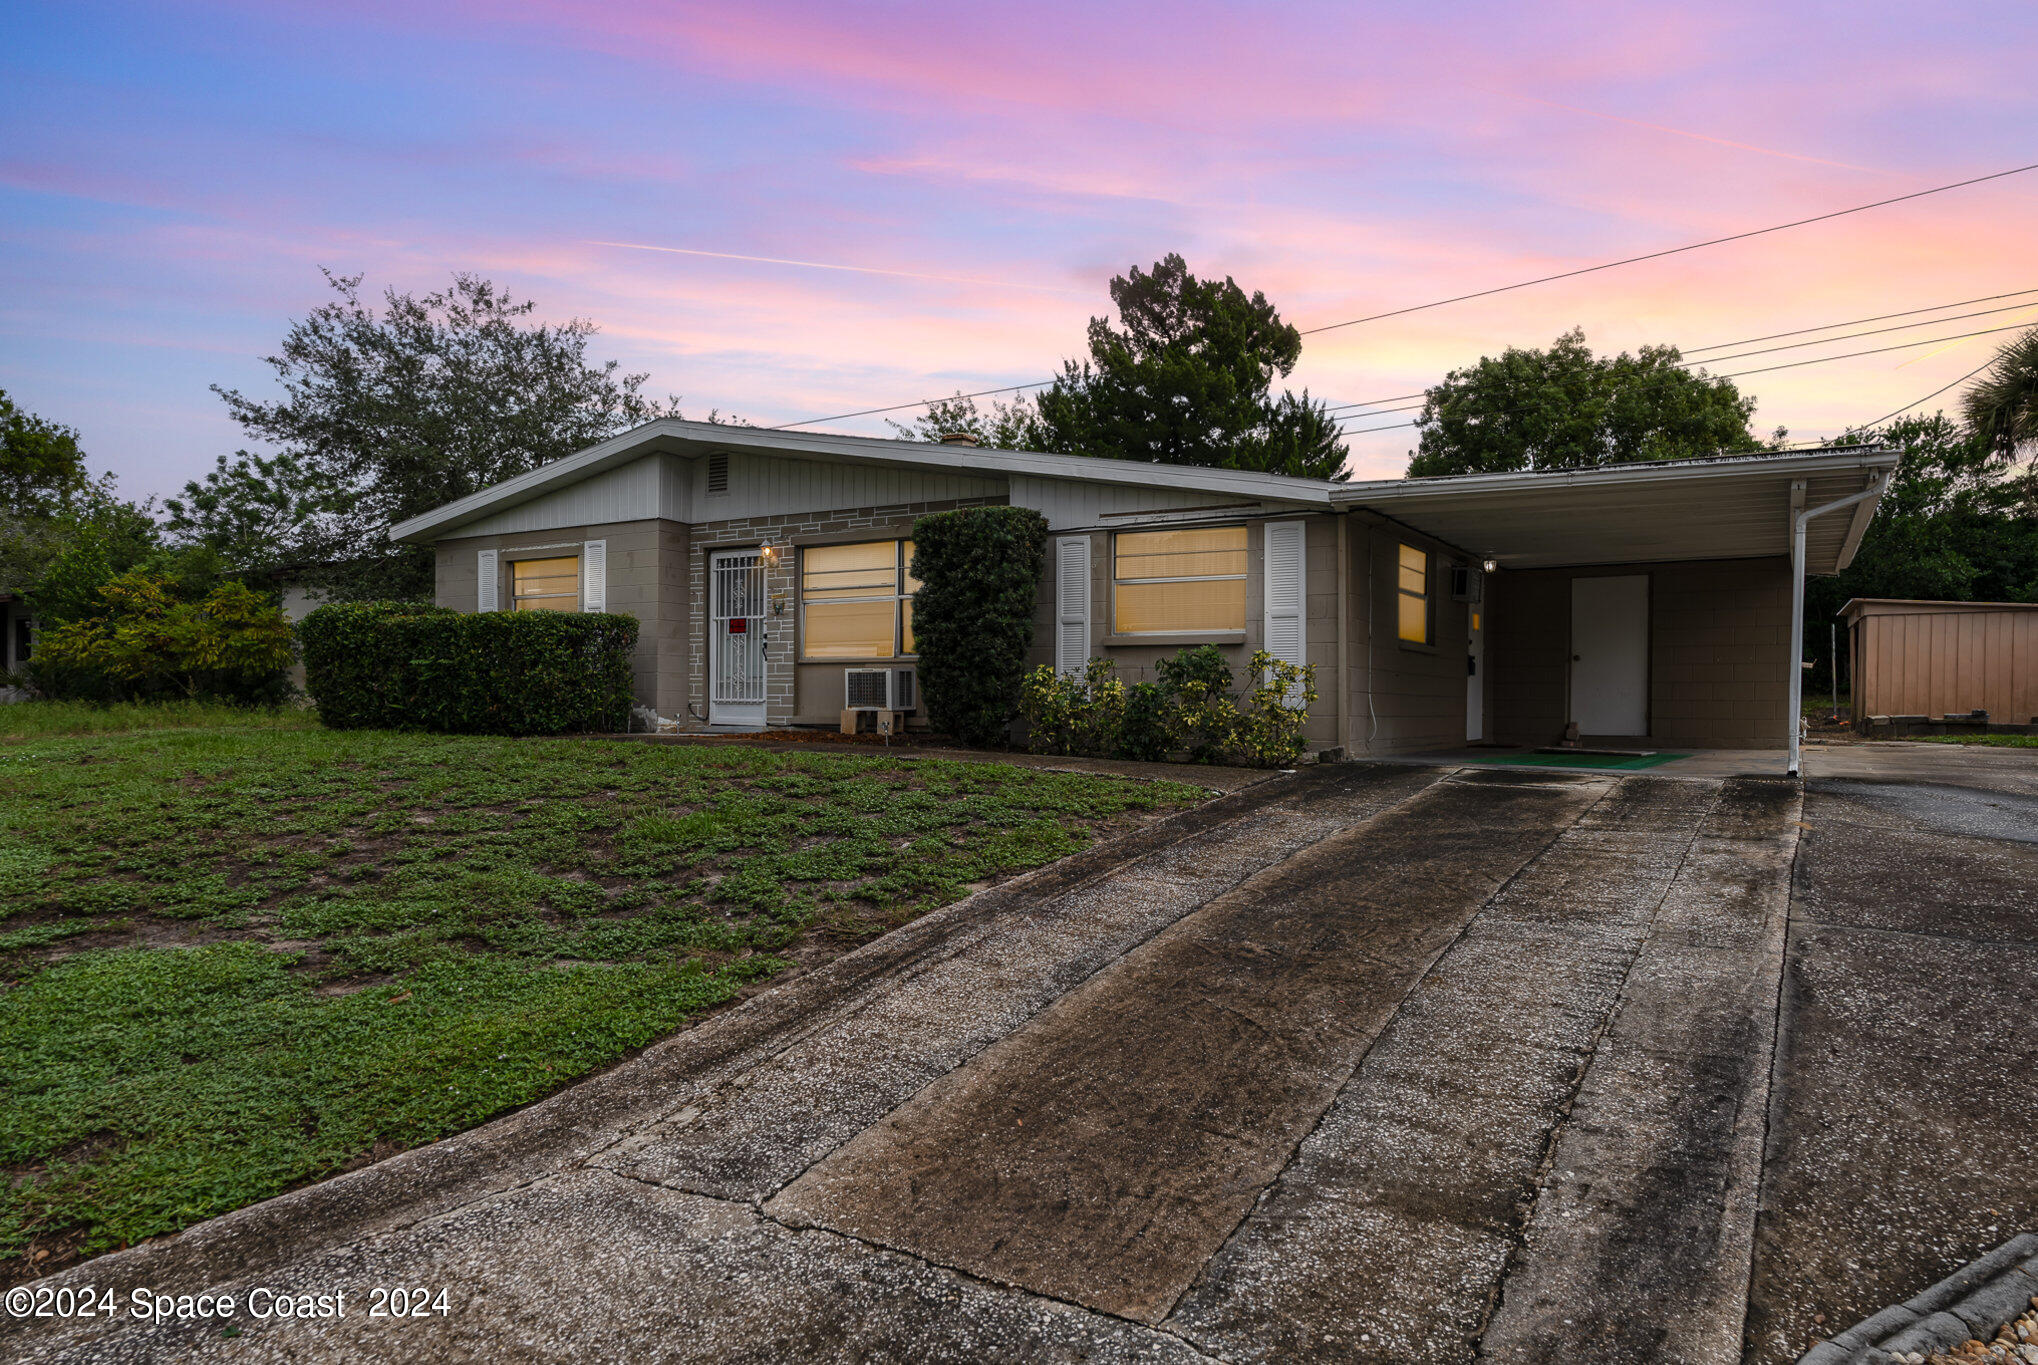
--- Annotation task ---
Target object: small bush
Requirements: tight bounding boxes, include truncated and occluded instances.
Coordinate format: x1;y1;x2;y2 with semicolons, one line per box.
29;570;295;704
300;603;636;734
1018;645;1316;767
909;506;1050;746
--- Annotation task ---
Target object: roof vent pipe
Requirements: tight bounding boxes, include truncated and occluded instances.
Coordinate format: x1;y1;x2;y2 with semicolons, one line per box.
937;432;978;446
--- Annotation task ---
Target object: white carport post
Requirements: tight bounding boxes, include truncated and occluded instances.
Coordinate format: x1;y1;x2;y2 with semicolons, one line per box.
1787;473;1891;778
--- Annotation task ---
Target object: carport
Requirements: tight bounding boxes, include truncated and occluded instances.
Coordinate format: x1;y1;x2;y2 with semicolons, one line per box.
1334;446;1898;773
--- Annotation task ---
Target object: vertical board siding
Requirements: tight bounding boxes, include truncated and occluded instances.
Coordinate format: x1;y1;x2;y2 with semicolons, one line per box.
1008;474;1308;531
1055;536;1091;676
702;451;1005;521
1856;606;2038;722
457;458;664;538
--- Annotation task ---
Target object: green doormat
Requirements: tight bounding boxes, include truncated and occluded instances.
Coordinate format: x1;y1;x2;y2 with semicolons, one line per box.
1471;750;1692;771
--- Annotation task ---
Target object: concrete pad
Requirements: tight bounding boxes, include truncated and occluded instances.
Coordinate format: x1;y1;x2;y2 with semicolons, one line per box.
1164;776;1736;1362
599;764;1446;1200
10;1171;1216;1364
767;774;1612;1323
1479;781;1800;1365
1744;779;2038;1365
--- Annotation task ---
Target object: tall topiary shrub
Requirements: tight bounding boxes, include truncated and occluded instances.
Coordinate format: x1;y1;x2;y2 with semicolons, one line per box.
910;505;1049;746
300;602;636;734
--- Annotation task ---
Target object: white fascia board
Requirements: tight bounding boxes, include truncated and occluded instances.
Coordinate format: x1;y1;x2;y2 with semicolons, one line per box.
391;418;1340;543
1329;447;1899;509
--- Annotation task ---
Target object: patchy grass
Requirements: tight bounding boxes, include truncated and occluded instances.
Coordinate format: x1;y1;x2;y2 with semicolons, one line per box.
1914;732;2038;747
0;700;316;740
0;726;1205;1276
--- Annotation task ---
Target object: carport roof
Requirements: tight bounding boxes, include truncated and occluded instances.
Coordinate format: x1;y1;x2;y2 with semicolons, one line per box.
1331;446;1899;574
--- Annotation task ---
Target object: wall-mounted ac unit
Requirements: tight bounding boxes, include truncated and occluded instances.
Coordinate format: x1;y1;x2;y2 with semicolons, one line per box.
1450;565;1484;604
844;667;917;712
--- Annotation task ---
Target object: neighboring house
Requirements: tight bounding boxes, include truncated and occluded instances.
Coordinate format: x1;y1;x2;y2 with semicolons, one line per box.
1841;598;2038;724
1;592;31;702
390;420;1896;761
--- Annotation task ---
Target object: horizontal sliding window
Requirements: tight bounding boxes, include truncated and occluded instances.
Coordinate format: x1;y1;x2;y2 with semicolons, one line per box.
1112;526;1247;634
512;556;579;612
801;540;917;659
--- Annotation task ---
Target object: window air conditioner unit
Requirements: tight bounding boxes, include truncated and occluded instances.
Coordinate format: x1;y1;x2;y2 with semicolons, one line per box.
1450;565;1484;604
844;667;917;712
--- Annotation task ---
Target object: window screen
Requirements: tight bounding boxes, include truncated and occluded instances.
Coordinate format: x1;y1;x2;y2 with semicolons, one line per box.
1112;526;1248;634
800;540;916;659
512;556;580;612
1396;543;1431;644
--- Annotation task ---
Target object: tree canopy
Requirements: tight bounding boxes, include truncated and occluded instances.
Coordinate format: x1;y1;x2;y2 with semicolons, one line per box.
209;270;681;599
1031;255;1347;479
1404;328;1757;477
2;389;103;524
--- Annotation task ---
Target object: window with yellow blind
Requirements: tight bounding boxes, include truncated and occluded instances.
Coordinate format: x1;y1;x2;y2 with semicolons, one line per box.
512;556;580;612
1112;526;1248;634
800;540;918;659
1396;543;1432;644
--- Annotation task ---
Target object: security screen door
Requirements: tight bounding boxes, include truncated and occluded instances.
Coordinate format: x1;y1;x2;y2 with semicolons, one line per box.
710;550;767;727
1570;575;1649;736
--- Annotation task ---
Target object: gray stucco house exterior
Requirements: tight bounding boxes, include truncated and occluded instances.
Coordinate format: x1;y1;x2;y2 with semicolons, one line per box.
390;420;1895;764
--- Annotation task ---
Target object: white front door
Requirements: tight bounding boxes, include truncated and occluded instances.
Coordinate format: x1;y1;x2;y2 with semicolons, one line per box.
1466;606;1485;742
709;550;767;727
1570;575;1649;736
1565;574;1646;737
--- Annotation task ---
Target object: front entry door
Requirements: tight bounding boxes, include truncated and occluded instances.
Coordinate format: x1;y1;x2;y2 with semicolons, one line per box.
1570;575;1649;736
709;550;767;727
1466;606;1485;742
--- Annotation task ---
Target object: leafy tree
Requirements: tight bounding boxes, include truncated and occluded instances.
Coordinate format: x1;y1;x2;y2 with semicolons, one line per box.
1962;323;2038;460
212;270;682;600
1405;328;1756;477
31;569;295;703
1805;412;2038;693
20;493;175;628
885;392;1042;448
163;451;340;578
1032;254;1346;478
1;389;104;522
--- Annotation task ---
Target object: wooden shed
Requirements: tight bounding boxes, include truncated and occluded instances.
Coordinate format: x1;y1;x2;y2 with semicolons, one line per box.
1841;598;2038;723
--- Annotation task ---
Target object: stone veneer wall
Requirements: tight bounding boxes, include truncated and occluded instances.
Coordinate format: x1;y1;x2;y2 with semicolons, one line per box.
685;496;1003;725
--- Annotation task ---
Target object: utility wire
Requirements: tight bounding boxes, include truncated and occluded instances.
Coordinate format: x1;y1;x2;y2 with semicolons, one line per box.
1296;161;2038;336
1711;321;2037;379
1852;357;2003;431
1682;286;2038;352
776;164;2038;431
1681;303;2038;367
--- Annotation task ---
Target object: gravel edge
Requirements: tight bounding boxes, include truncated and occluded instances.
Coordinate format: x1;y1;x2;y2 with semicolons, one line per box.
1797;1233;2038;1363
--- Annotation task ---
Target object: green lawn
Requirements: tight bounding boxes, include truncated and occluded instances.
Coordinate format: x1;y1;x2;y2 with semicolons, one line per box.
0;708;1205;1274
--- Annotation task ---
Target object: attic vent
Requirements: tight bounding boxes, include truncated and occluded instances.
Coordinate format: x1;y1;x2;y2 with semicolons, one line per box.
707;452;730;495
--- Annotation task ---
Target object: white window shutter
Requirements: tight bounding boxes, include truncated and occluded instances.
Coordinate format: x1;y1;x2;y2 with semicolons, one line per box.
1055;536;1090;676
476;550;498;612
1263;521;1307;696
582;540;607;613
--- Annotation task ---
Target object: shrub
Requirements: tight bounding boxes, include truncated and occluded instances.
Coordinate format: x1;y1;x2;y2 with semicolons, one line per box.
29;570;295;704
1156;644;1238;764
909;505;1049;746
1018;644;1316;767
300;603;636;734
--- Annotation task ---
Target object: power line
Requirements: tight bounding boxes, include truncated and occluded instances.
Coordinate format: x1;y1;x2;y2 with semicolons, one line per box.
773;163;2038;432
1853;356;2002;431
1683;286;2038;352
1296;161;2038;336
1682;302;2038;367
1711;321;2034;378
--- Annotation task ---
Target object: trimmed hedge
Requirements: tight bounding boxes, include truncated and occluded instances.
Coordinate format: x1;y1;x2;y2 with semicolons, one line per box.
300;602;637;734
909;505;1050;746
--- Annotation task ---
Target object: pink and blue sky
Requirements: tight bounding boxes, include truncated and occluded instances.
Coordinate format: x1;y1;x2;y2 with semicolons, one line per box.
3;0;2034;497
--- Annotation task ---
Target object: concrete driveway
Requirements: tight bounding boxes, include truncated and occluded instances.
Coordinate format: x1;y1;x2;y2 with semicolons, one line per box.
7;753;2034;1364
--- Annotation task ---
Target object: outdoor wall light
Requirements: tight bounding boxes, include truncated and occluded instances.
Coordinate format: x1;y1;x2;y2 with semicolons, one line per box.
1483;558;1498;573
758;542;780;567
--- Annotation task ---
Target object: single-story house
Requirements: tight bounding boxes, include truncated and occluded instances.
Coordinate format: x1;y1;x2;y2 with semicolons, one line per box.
390;420;1897;770
1841;598;2038;724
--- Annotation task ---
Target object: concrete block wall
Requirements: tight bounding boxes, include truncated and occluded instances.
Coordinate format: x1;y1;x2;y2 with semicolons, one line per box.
1488;556;1793;750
